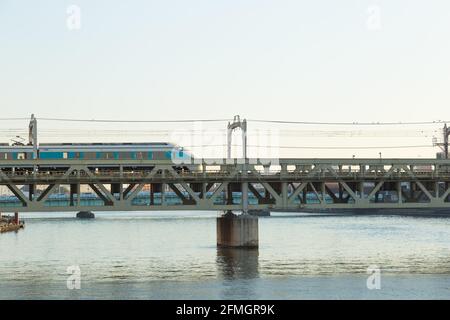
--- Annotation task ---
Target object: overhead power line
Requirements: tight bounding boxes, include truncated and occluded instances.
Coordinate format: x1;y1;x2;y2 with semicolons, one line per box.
0;118;29;121
183;144;433;150
37;117;231;123
2;127;434;138
0;117;448;126
247;119;447;126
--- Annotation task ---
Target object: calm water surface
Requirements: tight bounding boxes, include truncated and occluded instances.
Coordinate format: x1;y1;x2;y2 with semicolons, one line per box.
1;211;450;299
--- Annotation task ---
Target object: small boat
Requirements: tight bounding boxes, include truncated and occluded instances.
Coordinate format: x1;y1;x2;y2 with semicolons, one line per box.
76;211;95;219
0;221;25;233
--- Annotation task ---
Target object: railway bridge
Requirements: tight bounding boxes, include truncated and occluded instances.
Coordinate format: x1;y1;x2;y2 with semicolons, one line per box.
1;157;450;246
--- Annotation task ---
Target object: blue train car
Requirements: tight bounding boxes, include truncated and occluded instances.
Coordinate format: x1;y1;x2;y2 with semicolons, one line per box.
0;144;34;160
0;142;192;163
38;142;192;162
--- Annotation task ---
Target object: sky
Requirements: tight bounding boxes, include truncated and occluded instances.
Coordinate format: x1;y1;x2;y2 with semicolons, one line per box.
1;0;450;158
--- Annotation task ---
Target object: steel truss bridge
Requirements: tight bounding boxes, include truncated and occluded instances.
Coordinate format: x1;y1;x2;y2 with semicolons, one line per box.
1;158;450;213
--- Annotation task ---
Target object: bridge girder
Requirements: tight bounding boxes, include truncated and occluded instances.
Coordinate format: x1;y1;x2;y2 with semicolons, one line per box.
1;159;450;212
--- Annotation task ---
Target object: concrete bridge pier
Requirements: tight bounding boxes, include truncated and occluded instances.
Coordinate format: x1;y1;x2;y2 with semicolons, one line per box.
217;181;258;248
217;212;258;248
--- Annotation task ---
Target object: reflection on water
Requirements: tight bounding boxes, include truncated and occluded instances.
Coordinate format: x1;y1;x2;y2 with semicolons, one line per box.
216;248;259;280
216;248;260;299
1;211;450;299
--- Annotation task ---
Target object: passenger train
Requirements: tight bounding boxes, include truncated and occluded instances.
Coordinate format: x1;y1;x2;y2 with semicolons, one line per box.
0;142;192;162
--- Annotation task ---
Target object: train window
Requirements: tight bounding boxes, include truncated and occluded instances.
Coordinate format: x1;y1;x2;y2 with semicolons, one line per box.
63;152;68;159
105;152;114;159
82;152;92;160
122;152;133;160
17;153;25;160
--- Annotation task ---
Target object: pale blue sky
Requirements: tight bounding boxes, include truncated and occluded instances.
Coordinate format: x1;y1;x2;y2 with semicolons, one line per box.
1;1;450;157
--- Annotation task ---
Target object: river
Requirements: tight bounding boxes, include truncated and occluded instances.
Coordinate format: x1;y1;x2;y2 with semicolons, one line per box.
1;211;449;299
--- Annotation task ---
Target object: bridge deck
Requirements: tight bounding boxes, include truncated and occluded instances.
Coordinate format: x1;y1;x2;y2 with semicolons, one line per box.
1;158;450;212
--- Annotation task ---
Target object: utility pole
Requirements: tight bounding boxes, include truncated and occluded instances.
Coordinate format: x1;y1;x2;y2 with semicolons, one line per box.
226;115;248;214
433;124;450;159
444;124;449;159
227;115;247;159
28;114;38;159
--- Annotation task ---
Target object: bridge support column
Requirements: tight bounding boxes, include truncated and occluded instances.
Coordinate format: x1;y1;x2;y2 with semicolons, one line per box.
217;213;258;248
242;182;248;213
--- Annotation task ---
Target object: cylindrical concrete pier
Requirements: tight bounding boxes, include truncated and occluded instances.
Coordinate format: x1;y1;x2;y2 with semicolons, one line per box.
217;213;258;248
